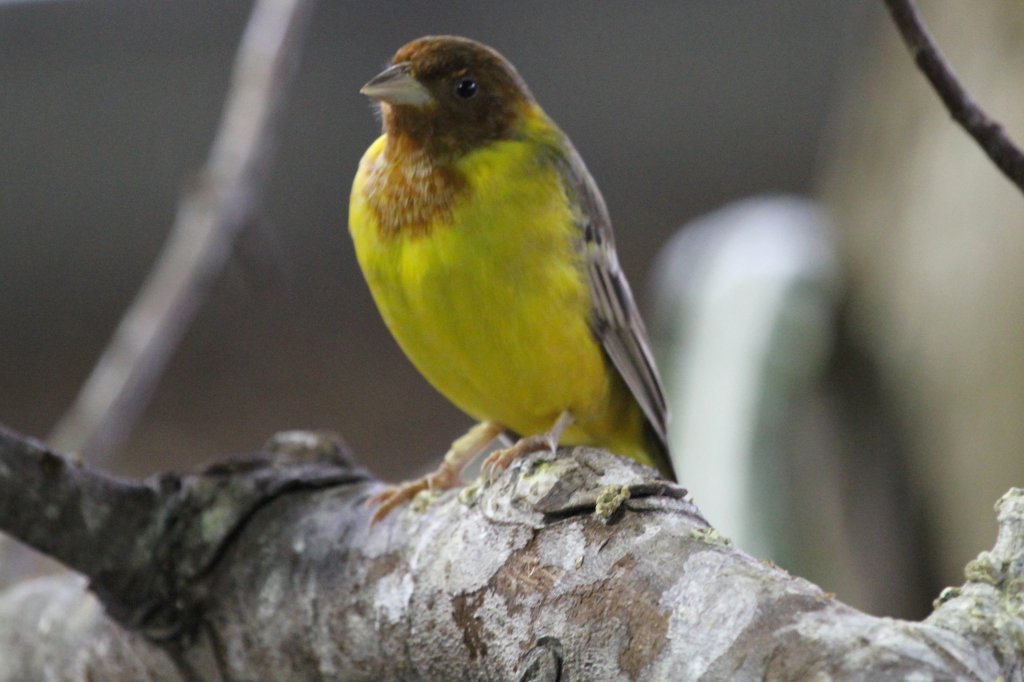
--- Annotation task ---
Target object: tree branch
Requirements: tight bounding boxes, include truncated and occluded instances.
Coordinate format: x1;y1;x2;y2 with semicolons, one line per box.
47;0;317;463
1;427;1021;679
881;0;1024;195
0;428;363;637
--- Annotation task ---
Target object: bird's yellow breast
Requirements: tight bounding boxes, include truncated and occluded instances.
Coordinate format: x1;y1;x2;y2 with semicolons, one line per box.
350;132;633;445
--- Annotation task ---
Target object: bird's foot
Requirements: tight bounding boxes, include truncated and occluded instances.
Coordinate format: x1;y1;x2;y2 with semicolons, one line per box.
367;462;460;525
481;432;558;482
481;411;574;482
367;421;504;525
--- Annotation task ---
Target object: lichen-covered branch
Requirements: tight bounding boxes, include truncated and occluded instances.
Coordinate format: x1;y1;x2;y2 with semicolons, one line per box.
0;427;1021;680
0;427;157;614
0;427;363;638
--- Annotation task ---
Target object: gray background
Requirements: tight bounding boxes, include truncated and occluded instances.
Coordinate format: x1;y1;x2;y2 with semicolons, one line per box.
0;1;870;477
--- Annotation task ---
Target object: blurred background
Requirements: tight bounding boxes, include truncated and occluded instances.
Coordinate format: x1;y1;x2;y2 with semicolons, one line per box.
2;1;1022;621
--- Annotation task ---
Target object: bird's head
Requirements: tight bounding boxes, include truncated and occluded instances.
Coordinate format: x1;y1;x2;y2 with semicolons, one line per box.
361;36;536;159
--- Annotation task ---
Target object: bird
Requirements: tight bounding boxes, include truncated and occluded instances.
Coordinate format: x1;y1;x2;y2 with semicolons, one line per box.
349;36;675;521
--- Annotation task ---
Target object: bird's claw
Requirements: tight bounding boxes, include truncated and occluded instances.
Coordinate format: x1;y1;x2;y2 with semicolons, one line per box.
481;433;557;482
367;464;460;525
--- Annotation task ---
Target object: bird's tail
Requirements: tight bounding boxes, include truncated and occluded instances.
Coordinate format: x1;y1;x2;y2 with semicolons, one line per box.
643;419;677;482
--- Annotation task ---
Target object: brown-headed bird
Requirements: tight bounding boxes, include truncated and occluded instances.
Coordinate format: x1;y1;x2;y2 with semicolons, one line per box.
349;36;675;520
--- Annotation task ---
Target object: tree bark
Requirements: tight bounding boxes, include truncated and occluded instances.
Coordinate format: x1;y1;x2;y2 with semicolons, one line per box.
0;426;1020;680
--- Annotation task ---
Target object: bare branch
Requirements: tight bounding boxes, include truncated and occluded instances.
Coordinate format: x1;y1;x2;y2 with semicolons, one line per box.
1;428;1021;679
881;0;1024;194
47;0;317;462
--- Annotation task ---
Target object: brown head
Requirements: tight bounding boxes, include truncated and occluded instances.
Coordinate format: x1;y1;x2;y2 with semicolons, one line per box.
361;36;536;160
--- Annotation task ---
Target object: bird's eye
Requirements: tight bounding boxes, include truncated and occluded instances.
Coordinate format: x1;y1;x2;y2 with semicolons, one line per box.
455;78;478;99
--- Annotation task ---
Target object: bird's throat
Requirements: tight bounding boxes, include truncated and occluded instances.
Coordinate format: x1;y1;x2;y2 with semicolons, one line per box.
364;134;467;240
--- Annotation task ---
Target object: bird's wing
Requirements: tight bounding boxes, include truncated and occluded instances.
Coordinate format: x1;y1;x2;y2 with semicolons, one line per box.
543;135;673;476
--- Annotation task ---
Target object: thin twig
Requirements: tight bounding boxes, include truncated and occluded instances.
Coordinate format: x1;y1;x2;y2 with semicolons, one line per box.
881;0;1024;194
47;0;317;462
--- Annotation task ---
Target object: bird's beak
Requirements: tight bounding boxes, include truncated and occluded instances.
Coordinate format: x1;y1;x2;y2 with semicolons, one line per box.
360;62;434;107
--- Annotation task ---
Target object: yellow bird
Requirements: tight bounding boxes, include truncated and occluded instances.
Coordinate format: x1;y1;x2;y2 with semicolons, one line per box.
350;36;675;520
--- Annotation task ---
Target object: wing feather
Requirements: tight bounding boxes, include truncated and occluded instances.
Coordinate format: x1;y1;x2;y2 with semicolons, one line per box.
541;134;674;478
